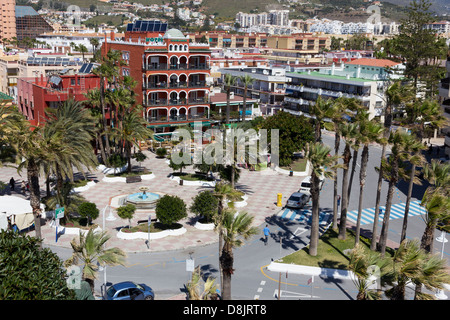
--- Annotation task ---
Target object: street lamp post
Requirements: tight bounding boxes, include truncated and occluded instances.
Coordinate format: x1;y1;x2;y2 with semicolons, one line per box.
101;205;109;298
435;230;448;300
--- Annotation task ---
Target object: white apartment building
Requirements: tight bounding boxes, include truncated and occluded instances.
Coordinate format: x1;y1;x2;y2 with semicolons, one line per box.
284;58;405;120
236;10;289;28
219;66;288;113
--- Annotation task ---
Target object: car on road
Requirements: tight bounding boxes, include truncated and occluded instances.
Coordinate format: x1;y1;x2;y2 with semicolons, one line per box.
286;192;310;208
105;281;155;300
299;176;324;194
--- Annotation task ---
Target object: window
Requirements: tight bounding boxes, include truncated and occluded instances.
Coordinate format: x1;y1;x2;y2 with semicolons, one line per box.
122;68;130;76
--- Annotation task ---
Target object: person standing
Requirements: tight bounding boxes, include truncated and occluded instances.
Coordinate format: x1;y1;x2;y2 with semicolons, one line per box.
21;180;26;193
9;177;15;191
263;225;270;246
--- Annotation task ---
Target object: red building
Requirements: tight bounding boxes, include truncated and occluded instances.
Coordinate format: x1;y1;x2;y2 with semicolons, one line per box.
101;20;212;134
17;72;100;125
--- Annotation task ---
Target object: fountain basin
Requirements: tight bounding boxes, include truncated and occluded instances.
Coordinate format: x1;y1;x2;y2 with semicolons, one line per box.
125;191;160;209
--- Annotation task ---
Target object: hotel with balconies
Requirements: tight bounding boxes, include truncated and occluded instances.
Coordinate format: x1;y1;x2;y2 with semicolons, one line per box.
439;56;450;159
102;20;211;136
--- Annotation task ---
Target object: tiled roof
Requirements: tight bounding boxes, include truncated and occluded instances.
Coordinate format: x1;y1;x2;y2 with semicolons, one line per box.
345;58;400;68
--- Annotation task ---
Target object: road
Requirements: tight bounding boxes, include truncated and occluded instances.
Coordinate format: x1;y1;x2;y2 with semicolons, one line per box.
45;132;449;300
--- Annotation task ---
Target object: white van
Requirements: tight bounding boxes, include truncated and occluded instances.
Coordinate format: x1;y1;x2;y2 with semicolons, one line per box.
299;176;324;194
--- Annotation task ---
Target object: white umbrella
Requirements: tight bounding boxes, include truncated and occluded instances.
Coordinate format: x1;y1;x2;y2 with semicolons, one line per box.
0;196;45;231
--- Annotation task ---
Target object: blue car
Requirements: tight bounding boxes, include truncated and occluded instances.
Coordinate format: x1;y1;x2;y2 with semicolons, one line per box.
105;281;155;300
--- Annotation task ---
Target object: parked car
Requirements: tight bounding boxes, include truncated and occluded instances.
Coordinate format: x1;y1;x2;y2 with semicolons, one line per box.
105;281;155;300
299;176;324;194
286;192;310;209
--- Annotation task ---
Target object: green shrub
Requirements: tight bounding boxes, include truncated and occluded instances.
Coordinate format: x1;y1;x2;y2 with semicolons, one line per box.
0;230;76;300
117;204;136;228
108;153;127;168
156;147;167;158
77;202;99;225
156;195;187;226
190;191;218;223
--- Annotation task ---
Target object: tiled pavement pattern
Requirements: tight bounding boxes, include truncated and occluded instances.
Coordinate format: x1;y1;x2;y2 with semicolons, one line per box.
0;151;305;253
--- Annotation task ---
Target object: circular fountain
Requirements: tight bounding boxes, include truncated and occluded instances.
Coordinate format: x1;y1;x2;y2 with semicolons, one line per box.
124;186;161;209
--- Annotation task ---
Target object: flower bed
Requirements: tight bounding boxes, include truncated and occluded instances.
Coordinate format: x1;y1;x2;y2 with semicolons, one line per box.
117;223;187;240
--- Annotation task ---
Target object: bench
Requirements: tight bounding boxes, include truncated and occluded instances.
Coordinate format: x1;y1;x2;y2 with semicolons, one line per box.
126;176;142;183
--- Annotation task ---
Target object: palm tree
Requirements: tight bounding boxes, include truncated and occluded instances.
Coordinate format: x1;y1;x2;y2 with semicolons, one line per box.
77;44;88;62
186;266;218;300
220;210;258;300
310;95;333;143
65;228;126;293
378;131;419;257
43;99;98;199
327;97;358;231
384;239;450;300
348;244;390;300
338;122;358;240
400;99;447;243
223;74;237;125
212;182;243;294
238;75;254;122
354;118;385;246
371;81;412;251
10;116;50;240
419;160;450;253
305;142;341;256
113;106;153;173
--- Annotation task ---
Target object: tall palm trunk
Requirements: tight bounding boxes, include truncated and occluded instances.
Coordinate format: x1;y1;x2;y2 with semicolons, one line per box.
371;111;392;251
220;242;233;300
371;143;386;251
355;145;369;246
400;162;416;243
420;218;437;254
27;159;42;241
309;171;321;256
338;144;351;240
379;160;399;257
347;146;359;203
332;131;340;231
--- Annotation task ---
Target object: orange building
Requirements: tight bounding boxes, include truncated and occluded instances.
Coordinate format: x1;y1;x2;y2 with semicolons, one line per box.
102;20;212;134
0;0;16;42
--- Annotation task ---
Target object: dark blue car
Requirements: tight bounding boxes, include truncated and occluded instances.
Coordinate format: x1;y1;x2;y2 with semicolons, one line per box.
105;281;155;300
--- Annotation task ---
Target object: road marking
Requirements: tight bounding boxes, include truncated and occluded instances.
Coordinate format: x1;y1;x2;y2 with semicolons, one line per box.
273;289;320;299
257;287;263;293
260;280;266;286
144;262;160;268
290;227;307;239
254;295;260;300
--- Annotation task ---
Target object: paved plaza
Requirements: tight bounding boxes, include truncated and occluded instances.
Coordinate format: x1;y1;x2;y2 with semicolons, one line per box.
0;150;306;253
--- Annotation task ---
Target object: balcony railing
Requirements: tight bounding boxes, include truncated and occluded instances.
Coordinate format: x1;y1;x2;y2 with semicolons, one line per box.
188;81;207;88
144;63;210;71
147;113;208;123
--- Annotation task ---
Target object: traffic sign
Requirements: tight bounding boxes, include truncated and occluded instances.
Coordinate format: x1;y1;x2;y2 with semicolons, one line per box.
55;207;65;219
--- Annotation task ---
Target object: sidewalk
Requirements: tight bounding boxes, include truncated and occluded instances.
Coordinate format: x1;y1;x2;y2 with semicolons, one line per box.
17;151;304;253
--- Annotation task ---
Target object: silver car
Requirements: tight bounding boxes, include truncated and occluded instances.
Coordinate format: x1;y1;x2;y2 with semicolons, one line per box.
286;192;310;209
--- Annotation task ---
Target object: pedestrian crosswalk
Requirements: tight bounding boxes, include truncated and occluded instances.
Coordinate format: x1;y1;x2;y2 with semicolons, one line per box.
346;200;426;226
277;200;427;227
277;207;332;226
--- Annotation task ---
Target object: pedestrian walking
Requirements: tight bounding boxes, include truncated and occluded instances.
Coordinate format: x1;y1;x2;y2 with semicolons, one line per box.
337;195;341;207
21;181;26;193
263;224;270;246
9;177;15;191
